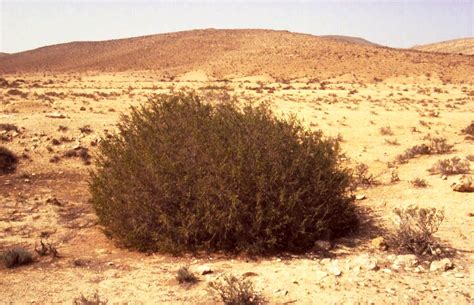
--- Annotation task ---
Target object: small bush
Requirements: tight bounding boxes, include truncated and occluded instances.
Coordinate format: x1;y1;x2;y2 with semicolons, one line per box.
379;126;394;136
209;275;267;305
0;123;19;132
0;146;18;174
73;291;108;305
461;122;474;136
35;240;59;258
395;137;453;164
176;266;198;284
390;206;444;256
352;163;377;187
63;147;91;165
1;247;33;268
410;178;428;188
90;92;357;254
429;157;470;176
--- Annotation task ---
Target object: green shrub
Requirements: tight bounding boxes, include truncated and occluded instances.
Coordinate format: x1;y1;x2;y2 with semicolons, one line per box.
89;92;357;254
0;146;18;174
209;274;267;305
1;247;33;268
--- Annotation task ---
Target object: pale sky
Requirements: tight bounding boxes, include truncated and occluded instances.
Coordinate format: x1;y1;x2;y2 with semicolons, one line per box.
0;0;472;53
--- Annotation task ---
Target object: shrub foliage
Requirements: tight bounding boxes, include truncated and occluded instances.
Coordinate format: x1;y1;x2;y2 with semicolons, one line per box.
0;146;18;174
89;92;357;253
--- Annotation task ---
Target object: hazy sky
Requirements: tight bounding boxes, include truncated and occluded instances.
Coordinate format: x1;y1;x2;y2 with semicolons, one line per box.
0;0;472;53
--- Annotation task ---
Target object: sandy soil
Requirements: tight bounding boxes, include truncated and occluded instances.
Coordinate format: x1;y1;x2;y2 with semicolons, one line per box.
0;72;473;304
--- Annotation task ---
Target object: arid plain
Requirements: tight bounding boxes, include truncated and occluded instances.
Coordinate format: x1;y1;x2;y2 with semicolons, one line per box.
0;29;473;304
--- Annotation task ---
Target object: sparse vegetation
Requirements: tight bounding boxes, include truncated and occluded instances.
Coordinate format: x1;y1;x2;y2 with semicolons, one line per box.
379;126;394;136
73;291;108;305
176;266;198;284
353;163;377;187
0;146;18;174
0;247;33;268
390;206;444;256
461;122;474;136
90;92;357;254
428;157;470;176
63;147;91;165
209;275;267;305
410;177;428;188
395;137;453;164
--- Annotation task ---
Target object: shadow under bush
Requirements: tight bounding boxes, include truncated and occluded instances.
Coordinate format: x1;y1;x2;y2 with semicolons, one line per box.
89;92;358;254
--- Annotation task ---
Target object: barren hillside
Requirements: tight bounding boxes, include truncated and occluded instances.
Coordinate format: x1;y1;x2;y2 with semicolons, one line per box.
321;35;380;47
0;29;472;82
414;38;474;55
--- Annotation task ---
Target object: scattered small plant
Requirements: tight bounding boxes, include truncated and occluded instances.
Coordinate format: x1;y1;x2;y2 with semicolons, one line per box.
352;163;377;187
79;125;94;134
0;146;18;174
461;122;474;136
428;157;470;176
390;206;444;256
35;240;59;258
0;123;19;132
208;274;267;305
395;136;453;164
410;177;428;188
73;291;108;305
176;266;198;284
379;126;394;136
0;247;33;268
390;170;400;183
63;147;91;165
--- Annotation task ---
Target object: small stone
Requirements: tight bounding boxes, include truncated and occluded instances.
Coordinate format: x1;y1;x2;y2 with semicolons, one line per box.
454;273;464;278
329;263;342;276
46;113;66;119
197;265;213;275
355;194;366;200
451;175;474;192
441;175;447;180
371;237;388;250
392;254;418;270
430;258;453;272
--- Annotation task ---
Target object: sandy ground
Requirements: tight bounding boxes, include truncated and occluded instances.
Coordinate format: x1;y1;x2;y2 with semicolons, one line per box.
0;72;473;304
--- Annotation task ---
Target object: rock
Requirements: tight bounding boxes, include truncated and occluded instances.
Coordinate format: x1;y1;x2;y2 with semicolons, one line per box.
46;113;66;119
314;240;332;251
454;273;464;278
392;254;418;270
441;175;447;180
315;270;329;281
355;194;366;200
429;258;453;272
328;263;342;276
197;265;213;275
451;175;474;192
371;237;388;250
354;254;378;271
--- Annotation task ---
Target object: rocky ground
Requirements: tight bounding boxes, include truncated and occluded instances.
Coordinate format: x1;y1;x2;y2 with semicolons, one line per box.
0;72;473;304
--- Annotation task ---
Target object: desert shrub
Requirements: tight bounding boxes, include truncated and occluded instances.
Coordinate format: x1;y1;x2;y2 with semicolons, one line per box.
352;163;377;187
429;157;470;176
73;291;108;305
0;146;18;174
390;206;444;256
0;123;19;132
461;122;474;136
89;92;357;254
410;178;428;188
209;275;267;305
379;126;394;136
63;147;91;165
0;247;33;268
35;240;59;258
395;137;453;164
176;266;198;284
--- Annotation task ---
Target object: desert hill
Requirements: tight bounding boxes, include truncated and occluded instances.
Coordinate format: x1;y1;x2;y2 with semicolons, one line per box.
0;52;8;57
321;35;380;47
413;37;474;55
0;29;472;82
